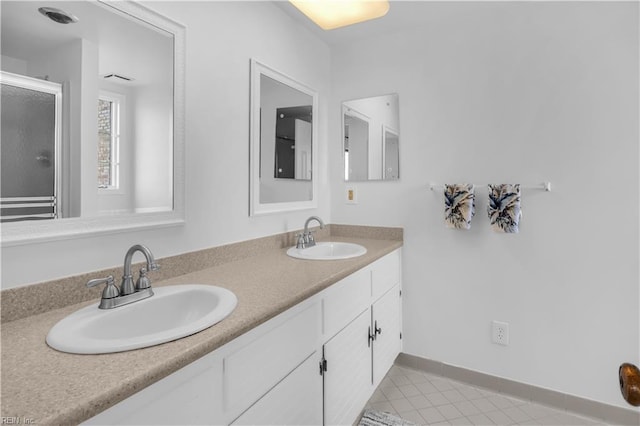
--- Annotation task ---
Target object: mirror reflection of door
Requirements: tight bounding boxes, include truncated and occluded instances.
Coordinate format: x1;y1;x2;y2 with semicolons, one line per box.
383;127;399;180
344;109;370;181
295;119;311;180
274;106;312;180
1;72;60;222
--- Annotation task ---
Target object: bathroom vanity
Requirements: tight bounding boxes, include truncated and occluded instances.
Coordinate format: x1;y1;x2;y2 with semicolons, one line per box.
87;248;401;425
0;233;402;425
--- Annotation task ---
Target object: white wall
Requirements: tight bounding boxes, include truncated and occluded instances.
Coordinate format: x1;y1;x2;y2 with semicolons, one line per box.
1;55;27;74
79;39;100;217
330;1;639;409
1;1;331;288
134;83;173;212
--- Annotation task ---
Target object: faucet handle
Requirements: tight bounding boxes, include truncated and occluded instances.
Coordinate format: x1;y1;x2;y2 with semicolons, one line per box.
295;233;306;249
86;275;119;299
136;268;152;291
306;231;316;246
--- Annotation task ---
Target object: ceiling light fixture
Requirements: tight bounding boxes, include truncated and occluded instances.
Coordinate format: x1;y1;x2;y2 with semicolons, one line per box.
289;0;390;30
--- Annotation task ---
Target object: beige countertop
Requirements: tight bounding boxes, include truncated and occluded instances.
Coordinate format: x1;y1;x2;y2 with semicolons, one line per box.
1;236;402;425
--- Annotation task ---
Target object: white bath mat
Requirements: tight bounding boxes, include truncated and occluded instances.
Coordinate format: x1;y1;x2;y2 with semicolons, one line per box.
358;409;416;426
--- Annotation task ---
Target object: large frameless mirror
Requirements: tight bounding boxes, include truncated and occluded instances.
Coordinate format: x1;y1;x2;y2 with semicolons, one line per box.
0;0;185;244
343;93;400;181
250;59;318;216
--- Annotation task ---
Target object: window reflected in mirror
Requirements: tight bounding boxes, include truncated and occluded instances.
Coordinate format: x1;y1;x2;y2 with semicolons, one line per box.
97;92;122;191
343;93;399;181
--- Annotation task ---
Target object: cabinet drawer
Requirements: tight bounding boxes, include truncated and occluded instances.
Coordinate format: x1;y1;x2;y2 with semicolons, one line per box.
322;267;370;340
371;249;401;301
84;350;223;425
223;302;320;416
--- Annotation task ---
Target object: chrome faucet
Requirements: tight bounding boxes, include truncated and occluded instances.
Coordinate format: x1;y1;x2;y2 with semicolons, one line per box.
86;244;160;309
121;244;160;295
297;216;325;249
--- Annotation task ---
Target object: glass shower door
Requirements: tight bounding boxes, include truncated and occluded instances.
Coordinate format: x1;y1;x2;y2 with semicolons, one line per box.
1;72;61;222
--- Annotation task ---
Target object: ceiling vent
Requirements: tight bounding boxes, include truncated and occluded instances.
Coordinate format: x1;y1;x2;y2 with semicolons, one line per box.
102;73;134;83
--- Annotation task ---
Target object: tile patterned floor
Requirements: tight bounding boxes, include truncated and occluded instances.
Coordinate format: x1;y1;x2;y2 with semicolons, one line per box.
364;365;606;425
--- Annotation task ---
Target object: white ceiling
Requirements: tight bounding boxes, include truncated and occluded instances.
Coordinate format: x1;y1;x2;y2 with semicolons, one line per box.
2;1;482;84
1;1;172;86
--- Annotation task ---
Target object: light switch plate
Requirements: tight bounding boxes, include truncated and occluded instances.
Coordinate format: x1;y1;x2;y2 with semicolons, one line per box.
346;187;357;204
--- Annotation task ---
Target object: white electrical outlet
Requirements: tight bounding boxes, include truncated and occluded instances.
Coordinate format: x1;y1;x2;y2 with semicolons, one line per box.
492;320;510;346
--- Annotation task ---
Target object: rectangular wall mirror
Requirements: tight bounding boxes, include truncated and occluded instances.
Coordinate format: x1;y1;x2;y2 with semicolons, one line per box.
343;93;399;181
0;0;185;244
250;59;318;216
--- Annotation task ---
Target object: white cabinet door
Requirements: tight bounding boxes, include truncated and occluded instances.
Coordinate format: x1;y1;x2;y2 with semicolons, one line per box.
372;285;401;388
323;308;373;426
223;302;320;418
232;352;323;426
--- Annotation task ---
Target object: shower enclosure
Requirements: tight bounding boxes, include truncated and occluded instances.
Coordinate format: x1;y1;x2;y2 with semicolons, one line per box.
1;71;61;222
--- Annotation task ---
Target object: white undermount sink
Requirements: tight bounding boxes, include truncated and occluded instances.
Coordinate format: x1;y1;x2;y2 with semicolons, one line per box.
46;284;237;354
286;242;367;260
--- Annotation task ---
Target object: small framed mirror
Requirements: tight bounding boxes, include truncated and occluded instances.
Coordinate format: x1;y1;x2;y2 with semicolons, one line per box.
343;93;399;181
250;59;318;216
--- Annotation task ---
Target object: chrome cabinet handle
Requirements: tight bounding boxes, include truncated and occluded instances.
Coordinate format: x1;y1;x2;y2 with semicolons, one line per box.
375;320;382;337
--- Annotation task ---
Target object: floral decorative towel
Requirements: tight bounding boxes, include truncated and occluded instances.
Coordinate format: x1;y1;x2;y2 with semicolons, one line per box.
487;184;521;233
444;184;475;229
